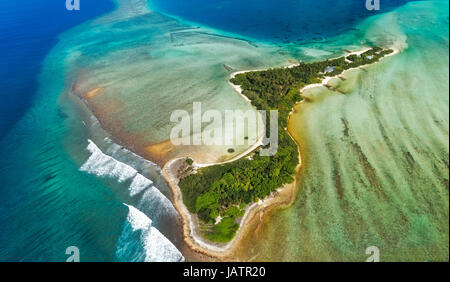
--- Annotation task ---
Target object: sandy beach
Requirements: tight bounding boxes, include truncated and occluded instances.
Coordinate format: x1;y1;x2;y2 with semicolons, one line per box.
195;136;264;169
301;48;399;92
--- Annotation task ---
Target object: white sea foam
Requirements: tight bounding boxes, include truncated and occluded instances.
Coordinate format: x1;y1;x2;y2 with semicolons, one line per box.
80;140;138;182
137;186;177;225
129;173;152;196
81;140;153;194
80;140;183;262
126;204;152;231
116;204;184;262
80;140;177;219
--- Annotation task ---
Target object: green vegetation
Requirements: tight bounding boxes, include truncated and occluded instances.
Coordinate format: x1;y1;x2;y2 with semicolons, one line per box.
179;47;393;243
203;217;239;243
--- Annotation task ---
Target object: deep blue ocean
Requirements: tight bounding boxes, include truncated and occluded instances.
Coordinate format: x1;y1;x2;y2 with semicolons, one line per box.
0;0;430;261
0;0;119;261
0;0;185;262
149;0;410;43
0;0;114;137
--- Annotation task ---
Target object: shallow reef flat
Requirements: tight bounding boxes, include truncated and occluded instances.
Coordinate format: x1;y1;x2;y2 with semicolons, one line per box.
237;1;449;262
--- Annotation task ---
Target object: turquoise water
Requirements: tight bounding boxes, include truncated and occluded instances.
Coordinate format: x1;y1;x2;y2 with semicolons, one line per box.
59;0;415;166
149;0;410;43
0;0;184;262
244;1;449;261
0;0;447;261
0;0;114;136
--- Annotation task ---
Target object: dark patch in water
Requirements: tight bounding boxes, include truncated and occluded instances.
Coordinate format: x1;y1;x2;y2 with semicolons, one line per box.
341;118;350;138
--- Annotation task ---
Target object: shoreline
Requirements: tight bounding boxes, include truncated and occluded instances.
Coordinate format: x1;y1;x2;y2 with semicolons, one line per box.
195;136;264;169
300;47;399;92
160;46;400;259
162;152;301;259
72;46;400;259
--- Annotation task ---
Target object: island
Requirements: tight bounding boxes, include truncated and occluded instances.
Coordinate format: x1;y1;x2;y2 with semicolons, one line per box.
162;46;396;257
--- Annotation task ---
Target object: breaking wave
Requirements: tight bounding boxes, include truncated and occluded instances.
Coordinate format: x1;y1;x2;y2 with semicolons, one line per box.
115;204;184;262
80;139;184;262
80;140;138;182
